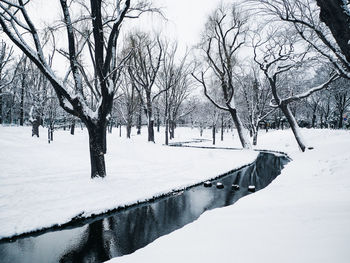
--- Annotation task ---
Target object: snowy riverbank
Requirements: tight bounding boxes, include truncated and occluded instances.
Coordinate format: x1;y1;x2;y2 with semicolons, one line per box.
0;126;258;239
109;128;350;263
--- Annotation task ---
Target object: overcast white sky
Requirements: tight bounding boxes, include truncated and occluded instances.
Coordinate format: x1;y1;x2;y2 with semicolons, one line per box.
20;0;234;74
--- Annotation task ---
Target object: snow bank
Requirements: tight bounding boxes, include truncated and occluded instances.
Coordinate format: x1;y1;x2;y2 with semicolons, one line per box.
0;126;258;239
109;128;350;263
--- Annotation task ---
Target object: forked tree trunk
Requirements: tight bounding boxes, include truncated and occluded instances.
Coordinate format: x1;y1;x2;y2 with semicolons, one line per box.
228;108;251;149
281;104;306;152
86;122;107;178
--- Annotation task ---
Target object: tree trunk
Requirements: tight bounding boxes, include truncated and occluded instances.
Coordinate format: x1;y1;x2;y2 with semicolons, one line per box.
165;119;169;145
137;106;141;135
148;115;155;142
312;114;316;128
170;120;175;139
281;104;306;152
221;114;224;141
20;84;25;126
317;0;350;64
0;95;2;124
126;123;132;138
338;111;344;129
86;122;107;178
157;108;160;132
253;126;259;146
228;108;252;149
70;119;75;135
32;117;40;137
212;124;216;145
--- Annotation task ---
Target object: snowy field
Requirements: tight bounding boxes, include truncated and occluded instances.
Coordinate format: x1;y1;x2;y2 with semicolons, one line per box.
107;128;350;263
0;126;258;239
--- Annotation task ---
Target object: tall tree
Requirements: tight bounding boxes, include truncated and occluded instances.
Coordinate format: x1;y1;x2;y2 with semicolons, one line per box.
127;31;164;142
0;0;155;178
193;4;252;149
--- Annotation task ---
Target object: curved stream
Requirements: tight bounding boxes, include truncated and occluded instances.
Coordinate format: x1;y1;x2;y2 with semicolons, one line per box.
0;144;289;263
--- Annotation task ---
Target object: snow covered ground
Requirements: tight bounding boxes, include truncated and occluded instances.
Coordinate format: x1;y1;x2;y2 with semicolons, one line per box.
107;128;350;263
0;126;258;239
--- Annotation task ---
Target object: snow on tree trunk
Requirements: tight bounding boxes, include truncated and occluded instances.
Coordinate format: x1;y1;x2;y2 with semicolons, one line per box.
229;108;252;149
281;104;307;152
253;127;259;146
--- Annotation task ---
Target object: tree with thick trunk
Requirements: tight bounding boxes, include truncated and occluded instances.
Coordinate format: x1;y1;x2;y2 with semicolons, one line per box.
193;4;252;149
0;0;154;178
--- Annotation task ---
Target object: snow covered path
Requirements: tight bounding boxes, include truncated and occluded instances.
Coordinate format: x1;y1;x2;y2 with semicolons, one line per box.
109;129;350;263
0;126;258;239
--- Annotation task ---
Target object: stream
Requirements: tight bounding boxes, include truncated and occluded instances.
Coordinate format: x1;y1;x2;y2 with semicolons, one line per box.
0;144;289;263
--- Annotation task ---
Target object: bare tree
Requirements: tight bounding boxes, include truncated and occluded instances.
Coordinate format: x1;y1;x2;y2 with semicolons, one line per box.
127;31;164;142
253;28;338;151
0;40;14;124
237;67;274;145
192;4;252;149
0;0;156;178
250;0;350;79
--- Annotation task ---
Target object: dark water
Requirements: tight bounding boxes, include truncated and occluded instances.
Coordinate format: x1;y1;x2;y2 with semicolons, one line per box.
0;152;289;263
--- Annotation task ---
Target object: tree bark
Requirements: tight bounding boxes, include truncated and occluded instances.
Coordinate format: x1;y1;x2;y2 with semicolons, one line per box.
212;124;216;145
32;117;40;137
148;116;155;142
165;119;169;145
221;114;224;141
281;103;306;152
70;119;75;135
126;123;132;138
228;108;252;149
317;0;350;64
0;95;2;124
253;127;259;146
86;122;107;178
20;81;25;126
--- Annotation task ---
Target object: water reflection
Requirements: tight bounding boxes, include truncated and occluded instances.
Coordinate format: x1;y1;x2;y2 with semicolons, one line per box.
0;152;289;263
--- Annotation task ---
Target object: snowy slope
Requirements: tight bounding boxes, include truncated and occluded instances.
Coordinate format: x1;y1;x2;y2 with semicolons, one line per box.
108;128;350;263
0;126;258;239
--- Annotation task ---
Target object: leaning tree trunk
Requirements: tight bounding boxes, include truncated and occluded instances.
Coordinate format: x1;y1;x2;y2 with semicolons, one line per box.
86;121;107;178
281;103;306;152
228;108;252;149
